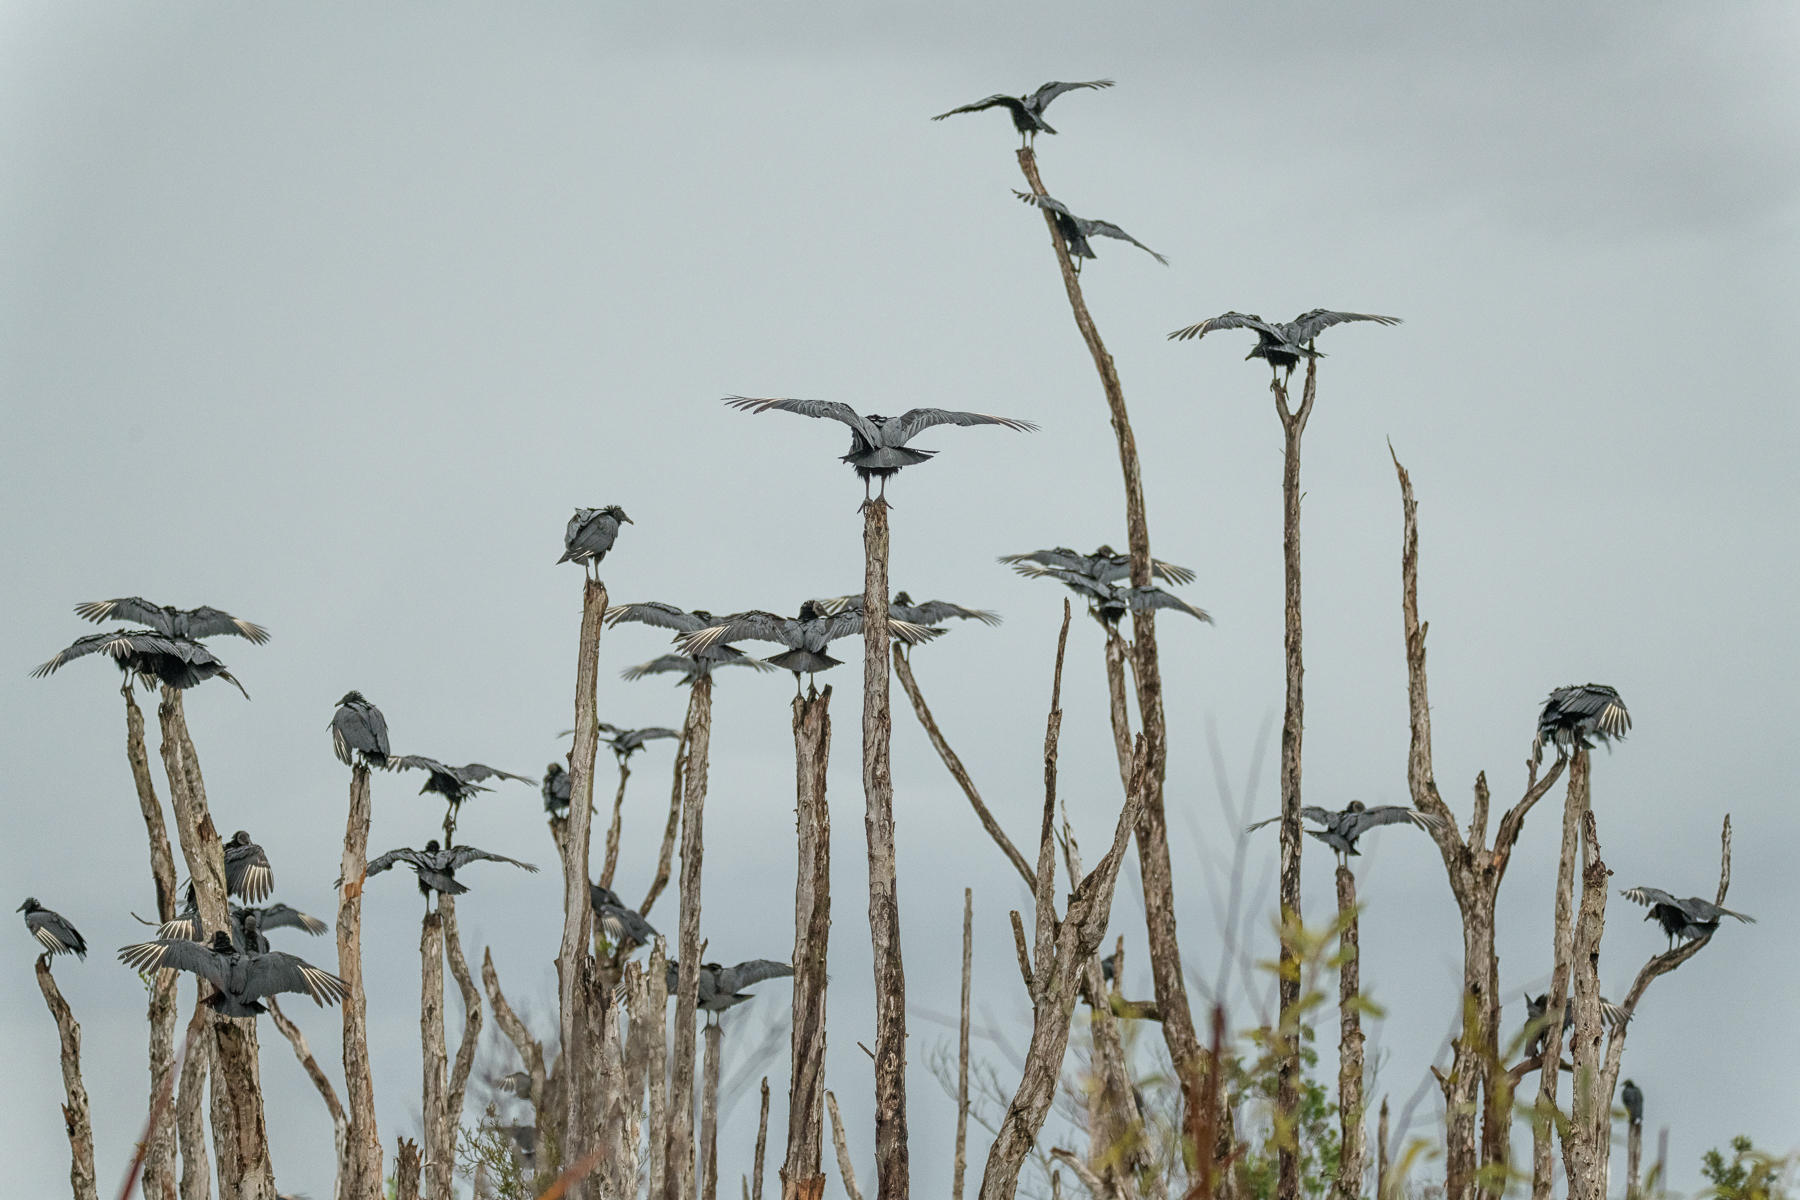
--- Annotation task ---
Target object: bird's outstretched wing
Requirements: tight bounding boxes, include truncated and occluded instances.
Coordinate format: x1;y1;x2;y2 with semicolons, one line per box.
814;610;942;648
225;844;274;904
1600;1000;1631;1028
718;959;795;992
365;848;428;877
999;548;1089;575
889;409;1038;443
931;94;1025;121
445;846;538;873
1167;312;1277;343
1545;685;1632;740
723;397;879;442
1344;806;1438;837
246;951;349;1007
680;612;799;654
1687;898;1756;924
1246;806;1337;833
1016;565;1112;602
179;606;271;643
896;599;1002;627
74;598;172;633
1125;587;1212;623
1083;219;1169;265
118;938;229;990
32;632;125;676
1284;310;1402;342
392;754;453;777
634;728;682;744
253;904;329;935
457;763;535;785
1618;886;1680;911
809;594;861;616
606;601;706;634
1012;190;1073;217
1030;79;1114;109
1150;559;1197;586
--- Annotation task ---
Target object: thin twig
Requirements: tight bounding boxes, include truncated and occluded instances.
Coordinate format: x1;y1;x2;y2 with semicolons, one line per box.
827;1091;864;1200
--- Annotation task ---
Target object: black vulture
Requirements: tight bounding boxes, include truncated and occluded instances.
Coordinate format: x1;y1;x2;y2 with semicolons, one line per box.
364;840;538;902
1168;309;1402;383
1000;545;1196;586
558;506;633;580
812;592;1002;629
679;601;944;692
541;763;572;816
74;597;269;644
1016;565;1211;627
1100;951;1117;985
158;890;328;952
932;79;1114;146
392;755;533;810
18;899;86;959
1012;191;1167;270
589;884;658;951
595;724;682;762
119;929;347;1018
330;692;392;768
1621;1079;1643;1125
1523;991;1629;1057
1247;801;1439;863
608;601;778;680
223;830;274;904
1619;887;1754;950
723;397;1037;504
492;1070;533;1097
664;958;795;1022
33;629;249;697
1534;684;1631;763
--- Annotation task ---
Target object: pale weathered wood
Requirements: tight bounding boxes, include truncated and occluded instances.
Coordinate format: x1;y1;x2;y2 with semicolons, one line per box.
667;672;714;1200
828;1090;865;1200
35;956;98;1200
1561;807;1611;1200
338;759;383;1198
268;998;348;1200
601;758;631;890
754;1076;772;1200
954;888;973;1200
176;1015;212;1200
123;689;181;1200
783;687;833;1200
1376;1097;1390;1200
442;895;484;1192
647;938;673;1200
1332;865;1366;1200
395;1139;424;1200
704;1022;724;1200
420;911;450;1200
641;725;690;917
1532;752;1589;1200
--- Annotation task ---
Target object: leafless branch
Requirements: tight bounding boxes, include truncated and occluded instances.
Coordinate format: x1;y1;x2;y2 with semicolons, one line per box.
36;956;98;1200
600;759;631;891
443;897;484;1188
754;1077;771;1200
784;687;833;1200
956;888;973;1200
641;725;690;917
337;759;382;1197
668;672;715;1200
268;998;347;1198
827;1091;865;1200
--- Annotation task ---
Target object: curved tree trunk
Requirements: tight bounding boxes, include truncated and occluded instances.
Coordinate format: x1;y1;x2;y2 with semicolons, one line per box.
36;957;99;1200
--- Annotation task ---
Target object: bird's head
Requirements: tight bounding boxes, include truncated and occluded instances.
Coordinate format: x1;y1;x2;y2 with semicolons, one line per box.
424;839;442;853
1623;1078;1636;1088
240;911;260;934
545;762;563;775
209;931;235;953
229;830;250;846
1094;545;1117;557
18;898;39;913
892;591;913;606
602;505;634;525
337;690;365;706
798;599;824;620
866;413;890;424
1345;800;1366;813
692;610;714;622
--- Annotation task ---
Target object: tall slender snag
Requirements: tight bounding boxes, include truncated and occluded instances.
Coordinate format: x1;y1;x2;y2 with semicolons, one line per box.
647;940;672;1200
338;760;382;1199
442;896;484;1189
704;1022;724;1200
36;957;99;1200
954;888;973;1200
268;999;348;1200
642;725;691;916
123;689;181;1200
1532;752;1589;1200
420;911;450;1200
1332;865;1366;1200
784;688;833;1200
601;758;631;890
1560;807;1610;1200
828;1091;865;1200
176;1021;212;1200
667;672;714;1200
755;1077;772;1200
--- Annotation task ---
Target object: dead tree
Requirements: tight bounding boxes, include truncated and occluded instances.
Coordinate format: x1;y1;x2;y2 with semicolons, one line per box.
1531;753;1591;1200
976;609;1148;1200
647;939;673;1199
157;688;279;1200
955;889;974;1200
481;948;552;1175
828;1091;866;1200
443;897;484;1193
667;672;715;1200
1331;866;1366;1200
641;728;690;917
601;754;633;889
35;956;98;1200
755;1077;773;1200
784;687;833;1200
421;911;451;1200
395;1139;424;1200
177;1017;212;1200
704;1022;725;1200
269;999;348;1200
1016;145;1214;1171
1390;451;1570;1199
338;758;383;1198
1375;1097;1390;1200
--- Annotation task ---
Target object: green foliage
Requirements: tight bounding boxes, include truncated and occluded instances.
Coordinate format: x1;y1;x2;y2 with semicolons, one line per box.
1230;1024;1344;1200
1702;1135;1794;1200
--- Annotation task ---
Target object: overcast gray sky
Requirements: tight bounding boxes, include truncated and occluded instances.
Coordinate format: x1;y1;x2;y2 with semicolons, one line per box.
2;3;1796;1196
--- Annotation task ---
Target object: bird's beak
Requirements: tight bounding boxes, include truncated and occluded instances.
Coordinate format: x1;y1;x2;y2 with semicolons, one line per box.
14;902;25;912
622;514;635;524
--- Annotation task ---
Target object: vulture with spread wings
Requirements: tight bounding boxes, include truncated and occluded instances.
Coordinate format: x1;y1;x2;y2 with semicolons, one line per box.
364;840;538;904
811;591;1001;630
1247;801;1439;862
119;929;347;1018
1534;684;1631;763
1013;191;1167;269
1000;544;1196;586
932;79;1113;145
1619;887;1754;949
608;601;776;681
33;629;249;696
74;597;269;644
679;601;942;692
1168;309;1401;380
1016;566;1211;627
392;755;533;809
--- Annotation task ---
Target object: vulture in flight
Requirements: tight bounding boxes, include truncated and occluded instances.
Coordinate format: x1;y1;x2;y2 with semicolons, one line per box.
119;929;347;1018
1013;191;1167;269
1168;309;1401;381
932;79;1114;146
19;898;86;960
559;506;633;579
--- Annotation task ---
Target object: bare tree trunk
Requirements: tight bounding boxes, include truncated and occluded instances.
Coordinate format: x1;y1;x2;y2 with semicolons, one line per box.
35;958;98;1200
1626;1120;1643;1200
602;758;631;890
861;499;909;1200
755;1077;772;1200
396;1139;424;1200
1532;752;1588;1200
892;647;1034;890
442;895;484;1191
648;938;673;1200
784;687;833;1200
1561;805;1610;1200
668;673;714;1200
558;578;608;1186
828;1091;865;1200
338;760;383;1199
642;725;690;918
421;911;450;1200
1101;625;1135;796
1376;1097;1390;1200
177;1017;212;1200
954;888;973;1200
158;689;278;1200
1014;147;1214;1176
124;689;182;1200
704;1022;724;1200
269;999;348;1200
1332;866;1366;1200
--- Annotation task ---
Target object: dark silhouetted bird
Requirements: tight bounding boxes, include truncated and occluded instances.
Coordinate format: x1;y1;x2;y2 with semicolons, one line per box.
1523;991;1628;1057
19;899;86;960
364;840;537;902
558;506;633;579
223;831;274;903
932;79;1114;146
1619;887;1754;950
1017;565;1211;627
1534;684;1631;763
590;884;658;951
608;602;777;680
492;1070;533;1098
1168;310;1402;382
723;397;1037;503
665;958;795;1021
622;654;777;686
33;630;249;697
1000;545;1196;586
595;724;682;762
542;763;572;816
1247;801;1438;863
680;601;944;692
331;692;392;768
392;756;533;811
74;598;269;644
1012;191;1166;270
1621;1079;1643;1125
158;889;328;952
812;592;1002;629
119;929;346;1018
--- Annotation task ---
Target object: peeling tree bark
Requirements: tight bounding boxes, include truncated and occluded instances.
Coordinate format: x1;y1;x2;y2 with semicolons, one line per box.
1532;753;1588;1200
268;999;348;1200
784;687;833;1200
177;1016;212;1200
704;1021;724;1200
1560;806;1610;1200
647;939;672;1200
395;1139;423;1200
124;689;181;1200
954;889;973;1200
442;895;484;1194
601;758;632;890
338;759;383;1199
667;672;714;1200
641;726;690;918
420;911;450;1200
1332;866;1366;1200
35;957;98;1200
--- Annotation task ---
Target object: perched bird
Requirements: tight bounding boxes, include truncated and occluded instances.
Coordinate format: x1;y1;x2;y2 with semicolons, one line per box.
1523;991;1629;1057
392;755;533;810
1247;801;1437;862
665;958;796;1021
811;591;1002;629
18;899;86;960
1619;887;1754;950
119;929;347;1018
33;629;249;697
1012;191;1167;269
492;1070;533;1098
622;654;777;687
1167;310;1402;383
1017;566;1211;627
1099;951;1117;986
223;831;274;904
158;892;329;952
723;397;1037;504
558;506;633;579
932;79;1114;146
590;884;658;951
1000;545;1196;586
74;597;270;644
1534;684;1631;763
541;763;572;816
595;724;682;762
1621;1079;1644;1126
679;601;944;692
608;601;778;679
364;840;538;902
331;692;392;768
